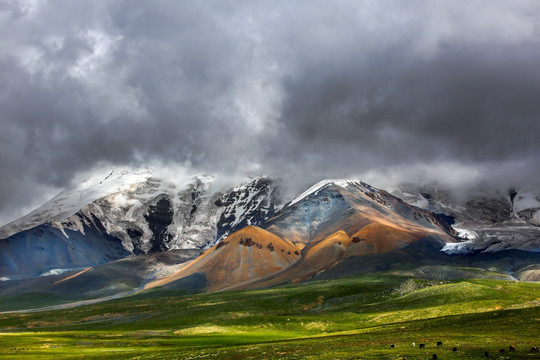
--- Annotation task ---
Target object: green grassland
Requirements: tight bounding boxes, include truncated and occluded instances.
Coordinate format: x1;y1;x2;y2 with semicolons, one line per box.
0;273;539;359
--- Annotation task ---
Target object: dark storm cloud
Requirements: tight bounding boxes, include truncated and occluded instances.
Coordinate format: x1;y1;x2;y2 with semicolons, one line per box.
1;0;540;224
276;44;540;165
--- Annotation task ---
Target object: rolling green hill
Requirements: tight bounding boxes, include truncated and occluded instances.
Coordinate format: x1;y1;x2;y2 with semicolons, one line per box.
1;273;538;359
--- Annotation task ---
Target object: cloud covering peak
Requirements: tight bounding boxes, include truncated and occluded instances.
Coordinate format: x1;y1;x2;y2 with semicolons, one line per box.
1;0;540;224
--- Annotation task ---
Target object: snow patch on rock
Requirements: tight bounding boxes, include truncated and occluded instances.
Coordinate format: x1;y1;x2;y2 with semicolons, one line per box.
453;226;478;240
39;268;81;277
513;190;540;213
441;241;476;255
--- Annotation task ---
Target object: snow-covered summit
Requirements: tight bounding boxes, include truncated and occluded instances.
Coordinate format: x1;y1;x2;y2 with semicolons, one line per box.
0;170;156;239
288;179;375;206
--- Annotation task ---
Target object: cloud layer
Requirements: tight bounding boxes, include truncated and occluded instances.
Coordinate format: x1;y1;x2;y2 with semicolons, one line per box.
1;0;540;224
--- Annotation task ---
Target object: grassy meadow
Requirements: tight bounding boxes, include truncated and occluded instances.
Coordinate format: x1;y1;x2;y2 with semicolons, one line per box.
0;274;539;359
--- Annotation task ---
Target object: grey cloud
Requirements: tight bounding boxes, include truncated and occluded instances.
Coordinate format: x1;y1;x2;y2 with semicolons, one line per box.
1;0;540;224
279;45;540;160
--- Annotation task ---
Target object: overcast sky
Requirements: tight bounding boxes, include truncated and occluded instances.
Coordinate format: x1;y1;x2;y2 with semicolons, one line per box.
1;0;540;225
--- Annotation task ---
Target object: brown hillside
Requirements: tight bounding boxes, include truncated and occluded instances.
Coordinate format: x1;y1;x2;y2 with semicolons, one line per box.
240;230;353;288
346;223;421;257
145;226;300;291
303;230;351;268
236;223;449;290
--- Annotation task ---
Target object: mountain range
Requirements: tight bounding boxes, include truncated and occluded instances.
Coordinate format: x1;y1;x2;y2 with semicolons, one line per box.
0;170;279;279
0;170;539;304
392;183;540;254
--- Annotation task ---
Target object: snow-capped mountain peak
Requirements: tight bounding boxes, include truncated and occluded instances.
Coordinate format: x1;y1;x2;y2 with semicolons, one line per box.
0;171;284;278
288;179;372;206
0;169;155;239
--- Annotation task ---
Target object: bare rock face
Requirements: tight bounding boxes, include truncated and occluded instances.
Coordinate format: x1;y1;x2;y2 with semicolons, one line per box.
213;177;279;245
464;197;513;224
144;197;174;253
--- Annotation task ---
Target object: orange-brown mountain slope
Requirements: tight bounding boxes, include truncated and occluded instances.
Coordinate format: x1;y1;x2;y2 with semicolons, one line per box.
145;226;300;291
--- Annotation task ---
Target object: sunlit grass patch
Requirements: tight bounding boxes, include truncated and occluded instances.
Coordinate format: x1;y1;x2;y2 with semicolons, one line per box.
174;325;237;335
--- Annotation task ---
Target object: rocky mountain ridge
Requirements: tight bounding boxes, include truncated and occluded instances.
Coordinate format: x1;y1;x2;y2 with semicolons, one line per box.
0;170;280;279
